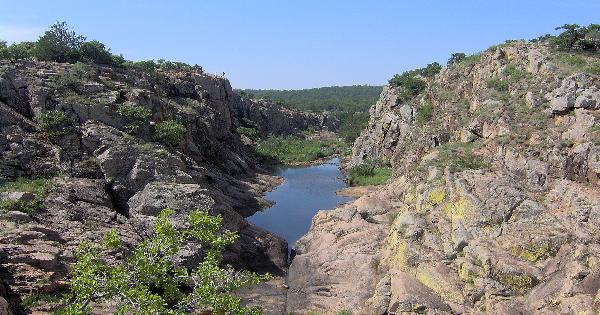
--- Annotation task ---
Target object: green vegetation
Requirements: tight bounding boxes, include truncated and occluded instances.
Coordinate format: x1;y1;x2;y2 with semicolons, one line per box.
0;177;51;215
154;120;186;146
388;63;441;100
116;103;151;131
447;53;467;66
431;142;488;172
503;63;528;82
256;136;347;164
236;126;260;140
347;160;391;186
337;112;370;143
486;78;509;92
59;208;269;314
38;111;73;136
21;292;62;309
415;101;434;125
497;273;536;294
238;85;382;113
548;24;600;52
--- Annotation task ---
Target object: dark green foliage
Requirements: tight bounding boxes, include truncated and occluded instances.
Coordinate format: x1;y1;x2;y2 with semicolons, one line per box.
154;120;187;146
59;209;269;314
415;101;434;125
21;292;62;309
237;126;260;140
256;136;347;164
347;159;391;186
487;78;509;92
549;24;600;52
35;21;85;63
448;53;467;66
116;103;151;131
38;111;73;136
337;112;370;143
0;41;36;61
79;40;113;65
419;62;442;77
388;70;426;100
238;86;382;113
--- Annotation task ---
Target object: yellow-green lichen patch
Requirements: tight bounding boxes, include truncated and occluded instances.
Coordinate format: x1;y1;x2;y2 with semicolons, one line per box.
443;195;475;224
458;263;477;285
510;241;557;263
497;273;536;294
427;187;446;206
416;267;463;302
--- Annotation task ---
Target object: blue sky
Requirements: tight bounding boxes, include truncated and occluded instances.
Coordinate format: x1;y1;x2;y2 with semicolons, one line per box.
1;1;598;89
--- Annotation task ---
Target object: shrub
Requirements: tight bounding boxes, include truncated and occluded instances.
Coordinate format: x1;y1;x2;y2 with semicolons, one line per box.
59;208;269;314
0;41;36;61
503;63;527;82
0;177;51;215
116;103;151;131
347;159;391;186
79;40;113;65
38;111;73;136
154;119;186;146
236;126;259;140
549;24;600;52
447;53;466;66
337;112;369;144
433;142;488;172
35;21;85;63
487;78;509;92
415;101;434;125
588;62;600;75
419;62;442;77
388;70;426;100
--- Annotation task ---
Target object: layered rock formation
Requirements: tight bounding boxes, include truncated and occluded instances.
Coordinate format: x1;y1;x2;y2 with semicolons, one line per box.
232;96;339;137
288;42;600;314
0;60;296;313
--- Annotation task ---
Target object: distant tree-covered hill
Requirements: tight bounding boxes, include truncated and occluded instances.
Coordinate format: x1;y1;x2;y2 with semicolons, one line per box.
238;85;383;113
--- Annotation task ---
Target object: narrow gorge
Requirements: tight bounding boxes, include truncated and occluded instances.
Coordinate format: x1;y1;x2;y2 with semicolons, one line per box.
1;21;600;315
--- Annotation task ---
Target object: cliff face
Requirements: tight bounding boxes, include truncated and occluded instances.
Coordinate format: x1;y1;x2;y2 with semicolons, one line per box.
288;42;600;314
232;96;339;137
0;60;297;312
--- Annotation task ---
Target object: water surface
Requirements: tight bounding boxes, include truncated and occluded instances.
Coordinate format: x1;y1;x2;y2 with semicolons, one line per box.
249;158;352;248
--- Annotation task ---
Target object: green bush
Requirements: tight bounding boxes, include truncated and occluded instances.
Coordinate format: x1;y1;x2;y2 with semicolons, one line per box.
0;199;44;215
487;78;509;92
588;62;600;75
347;160;391;186
154;119;186;146
256;136;347;164
35;21;85;63
0;177;51;215
415;101;434;125
38;111;73;136
419;62;442;77
503;63;528;82
337;112;370;144
79;40;113;65
388;70;426;100
549;24;600;52
0;41;36;61
59;208;269;314
116;103;151;131
237;126;259;140
432;142;488;172
447;53;467;66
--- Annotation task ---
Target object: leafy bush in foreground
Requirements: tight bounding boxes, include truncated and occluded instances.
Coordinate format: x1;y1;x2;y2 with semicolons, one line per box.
60;208;269;314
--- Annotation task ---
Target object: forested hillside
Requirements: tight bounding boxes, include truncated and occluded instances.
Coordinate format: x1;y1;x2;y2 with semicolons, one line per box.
238;85;382;113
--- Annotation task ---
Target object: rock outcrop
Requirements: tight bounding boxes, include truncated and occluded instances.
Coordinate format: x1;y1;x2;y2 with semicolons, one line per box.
289;41;600;314
232;96;339;137
0;60;289;313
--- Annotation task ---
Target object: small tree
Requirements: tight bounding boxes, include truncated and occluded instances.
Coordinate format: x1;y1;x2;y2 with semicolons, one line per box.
60;208;269;314
35;21;85;63
1;41;36;61
419;62;442;77
447;53;466;66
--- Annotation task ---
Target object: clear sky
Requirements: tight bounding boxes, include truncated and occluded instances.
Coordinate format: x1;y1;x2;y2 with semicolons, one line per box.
1;1;598;89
